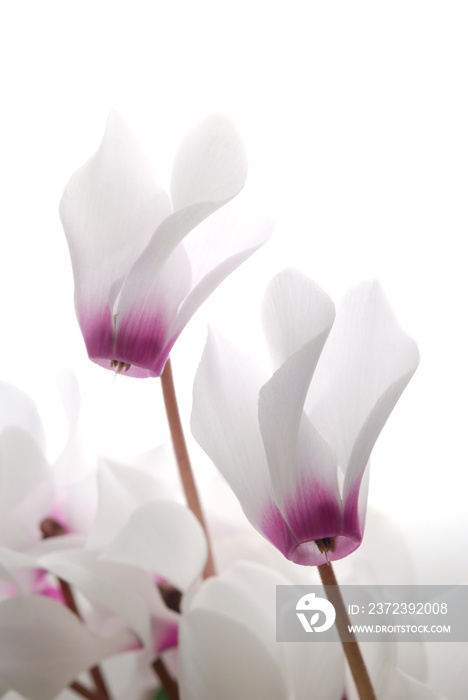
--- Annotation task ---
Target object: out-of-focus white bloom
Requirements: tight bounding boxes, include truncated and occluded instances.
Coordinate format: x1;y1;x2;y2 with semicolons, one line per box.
0;380;452;700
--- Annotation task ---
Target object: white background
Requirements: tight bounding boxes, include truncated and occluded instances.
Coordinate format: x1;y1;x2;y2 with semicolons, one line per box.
0;0;467;583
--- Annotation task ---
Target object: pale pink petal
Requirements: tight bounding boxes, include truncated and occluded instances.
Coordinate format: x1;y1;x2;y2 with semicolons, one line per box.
101;501;206;591
170;114;248;211
111;242;192;376
0;548;38;595
191;329;275;529
275;414;348;566
179;609;287;700
258;271;335;505
258;270;339;560
0;596;124;700
59;111;171;361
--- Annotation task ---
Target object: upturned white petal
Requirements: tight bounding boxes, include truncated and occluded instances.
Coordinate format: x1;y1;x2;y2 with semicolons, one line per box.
258;271;339;557
261;268;335;370
0;596;122;700
60;111;170;313
307;281;419;494
101;500;206;591
170;114;248;211
59;112;171;366
258;270;336;507
191;329;273;527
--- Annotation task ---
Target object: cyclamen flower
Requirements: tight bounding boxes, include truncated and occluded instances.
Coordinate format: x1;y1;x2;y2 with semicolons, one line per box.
60;113;270;377
192;268;419;566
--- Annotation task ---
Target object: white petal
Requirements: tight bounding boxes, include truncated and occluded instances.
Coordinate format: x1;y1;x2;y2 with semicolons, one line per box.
426;641;468;700
342;507;417;585
0;596;122;700
0;677;9;696
259;348;339;527
306;281;419;493
0;548;35;595
87;457;174;550
0;382;45;452
261;268;335;370
285;641;345;700
174;205;273;334
191;329;273;528
258;271;337;530
101;500;206;591
0;428;54;549
112;235;192;374
170;114;248;211
344;369;418;501
59;110;171;317
188;561;289;667
382;670;446;700
191;560;345;700
38;548;155;647
179;609;287;700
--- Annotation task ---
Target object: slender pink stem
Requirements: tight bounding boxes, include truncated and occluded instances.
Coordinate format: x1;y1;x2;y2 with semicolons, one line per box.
152;658;180;700
59;579;112;700
70;681;100;700
318;563;377;700
40;520;112;700
160;358;216;578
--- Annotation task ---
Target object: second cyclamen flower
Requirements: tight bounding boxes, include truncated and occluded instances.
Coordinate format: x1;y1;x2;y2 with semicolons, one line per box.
60;113;270;377
192;269;420;566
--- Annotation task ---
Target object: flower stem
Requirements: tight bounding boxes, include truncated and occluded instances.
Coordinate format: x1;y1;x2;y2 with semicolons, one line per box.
318;563;376;700
59;579;112;700
152;658;180;700
160;358;216;578
70;681;100;700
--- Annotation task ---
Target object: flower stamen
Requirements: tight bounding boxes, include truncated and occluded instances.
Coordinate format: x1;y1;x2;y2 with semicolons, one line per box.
40;517;66;538
315;537;336;564
110;360;131;373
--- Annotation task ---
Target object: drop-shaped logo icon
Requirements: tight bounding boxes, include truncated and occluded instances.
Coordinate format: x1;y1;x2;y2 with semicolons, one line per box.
296;592;336;632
